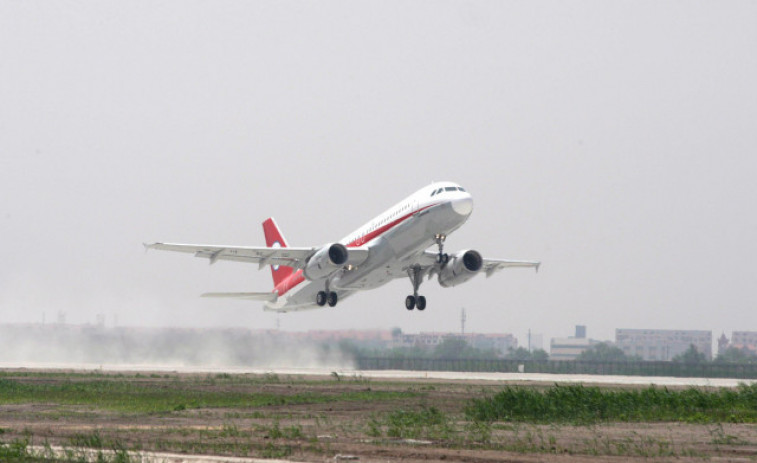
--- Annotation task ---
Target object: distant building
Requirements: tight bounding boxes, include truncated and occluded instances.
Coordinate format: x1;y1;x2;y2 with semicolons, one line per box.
730;331;757;354
549;326;600;360
463;333;518;355
393;332;517;356
615;329;712;361
549;337;600;361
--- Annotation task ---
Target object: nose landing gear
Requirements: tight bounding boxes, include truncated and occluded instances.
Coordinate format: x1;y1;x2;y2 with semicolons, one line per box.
435;234;449;264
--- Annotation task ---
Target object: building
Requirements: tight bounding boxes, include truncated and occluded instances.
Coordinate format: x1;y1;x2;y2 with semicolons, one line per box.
730;331;757;353
615;329;712;361
549;325;601;360
549;337;601;360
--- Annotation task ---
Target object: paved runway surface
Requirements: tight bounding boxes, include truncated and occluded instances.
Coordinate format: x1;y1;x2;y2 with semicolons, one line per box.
2;362;754;387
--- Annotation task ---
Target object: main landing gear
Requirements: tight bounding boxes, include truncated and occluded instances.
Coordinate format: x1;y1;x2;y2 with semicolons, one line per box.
404;234;449;311
405;265;427;311
316;290;338;307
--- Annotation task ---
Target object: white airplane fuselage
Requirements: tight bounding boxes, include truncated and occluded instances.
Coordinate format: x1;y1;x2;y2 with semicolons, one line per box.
268;182;473;310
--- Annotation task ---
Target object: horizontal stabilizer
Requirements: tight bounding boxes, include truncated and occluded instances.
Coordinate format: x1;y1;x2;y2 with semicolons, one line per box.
201;292;278;302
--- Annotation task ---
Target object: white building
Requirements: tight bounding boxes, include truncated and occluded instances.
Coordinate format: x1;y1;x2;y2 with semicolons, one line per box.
549;337;600;360
615;329;712;361
549;325;600;361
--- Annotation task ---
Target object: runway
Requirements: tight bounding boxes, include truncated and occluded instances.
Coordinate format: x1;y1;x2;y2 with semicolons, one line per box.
2;362;754;387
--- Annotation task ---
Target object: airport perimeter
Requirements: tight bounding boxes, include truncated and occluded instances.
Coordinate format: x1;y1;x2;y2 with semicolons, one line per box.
1;366;757;462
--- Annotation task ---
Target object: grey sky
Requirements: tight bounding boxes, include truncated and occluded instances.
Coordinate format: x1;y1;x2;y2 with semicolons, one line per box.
2;1;756;349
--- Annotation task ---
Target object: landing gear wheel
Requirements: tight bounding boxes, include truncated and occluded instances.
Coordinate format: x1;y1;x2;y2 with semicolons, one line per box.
405;295;416;310
416;296;426;311
316;291;327;307
327;291;338;307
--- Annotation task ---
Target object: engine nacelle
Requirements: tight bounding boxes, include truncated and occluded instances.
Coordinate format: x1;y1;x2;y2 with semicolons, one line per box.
303;243;349;280
438;250;483;287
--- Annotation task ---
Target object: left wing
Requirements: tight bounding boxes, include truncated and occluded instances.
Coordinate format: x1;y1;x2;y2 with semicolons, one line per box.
143;242;369;270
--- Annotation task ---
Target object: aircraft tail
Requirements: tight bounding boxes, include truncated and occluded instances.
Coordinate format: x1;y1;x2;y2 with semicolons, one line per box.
262;218;294;288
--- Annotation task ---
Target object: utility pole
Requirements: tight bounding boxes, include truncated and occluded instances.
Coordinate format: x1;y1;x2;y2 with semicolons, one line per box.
461;308;466;335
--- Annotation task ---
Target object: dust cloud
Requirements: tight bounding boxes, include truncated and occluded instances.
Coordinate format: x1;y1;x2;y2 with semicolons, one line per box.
0;324;356;370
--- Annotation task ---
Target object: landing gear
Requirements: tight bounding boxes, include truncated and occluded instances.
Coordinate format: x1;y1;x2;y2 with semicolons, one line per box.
435;234;449;264
327;291;338;307
405;265;427;311
316;290;338;307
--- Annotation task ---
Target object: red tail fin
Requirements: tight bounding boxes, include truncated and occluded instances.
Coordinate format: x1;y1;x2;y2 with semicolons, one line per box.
262;218;294;288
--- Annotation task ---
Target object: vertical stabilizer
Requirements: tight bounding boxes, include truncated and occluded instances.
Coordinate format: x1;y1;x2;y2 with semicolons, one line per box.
262;218;294;288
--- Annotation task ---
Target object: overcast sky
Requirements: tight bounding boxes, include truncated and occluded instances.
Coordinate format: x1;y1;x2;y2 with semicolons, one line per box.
2;1;756;350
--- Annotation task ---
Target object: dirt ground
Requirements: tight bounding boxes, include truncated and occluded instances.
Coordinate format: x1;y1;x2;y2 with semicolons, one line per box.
1;370;756;462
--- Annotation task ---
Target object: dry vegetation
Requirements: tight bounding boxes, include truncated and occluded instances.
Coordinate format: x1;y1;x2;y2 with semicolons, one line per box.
1;369;756;462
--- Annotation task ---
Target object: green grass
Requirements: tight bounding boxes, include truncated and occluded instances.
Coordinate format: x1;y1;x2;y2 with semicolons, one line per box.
0;376;413;414
0;438;133;462
385;406;453;440
466;383;757;424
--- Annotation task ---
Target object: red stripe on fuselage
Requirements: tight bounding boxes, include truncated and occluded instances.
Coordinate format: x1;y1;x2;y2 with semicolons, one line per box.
272;204;438;297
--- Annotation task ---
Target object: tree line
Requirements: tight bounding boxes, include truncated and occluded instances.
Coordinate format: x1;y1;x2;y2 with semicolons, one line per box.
339;336;757;364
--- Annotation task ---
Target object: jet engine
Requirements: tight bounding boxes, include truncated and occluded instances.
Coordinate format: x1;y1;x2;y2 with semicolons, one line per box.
303;243;349;280
438;250;483;287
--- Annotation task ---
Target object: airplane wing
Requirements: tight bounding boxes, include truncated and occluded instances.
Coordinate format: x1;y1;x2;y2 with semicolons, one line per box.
143;242;369;270
201;292;278;302
144;242;315;268
481;258;540;277
417;251;540;277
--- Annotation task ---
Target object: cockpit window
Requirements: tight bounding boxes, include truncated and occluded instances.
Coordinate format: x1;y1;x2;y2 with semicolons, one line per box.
430;190;436;196
436;188;443;195
458;187;466;192
444;186;457;192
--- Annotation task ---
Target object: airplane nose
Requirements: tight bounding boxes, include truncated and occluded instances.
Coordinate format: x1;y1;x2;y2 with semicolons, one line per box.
451;196;473;216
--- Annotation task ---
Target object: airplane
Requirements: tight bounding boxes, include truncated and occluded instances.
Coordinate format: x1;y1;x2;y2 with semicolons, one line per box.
144;182;539;312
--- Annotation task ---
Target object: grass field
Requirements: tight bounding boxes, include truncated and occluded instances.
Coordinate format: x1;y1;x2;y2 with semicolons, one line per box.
1;370;756;462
